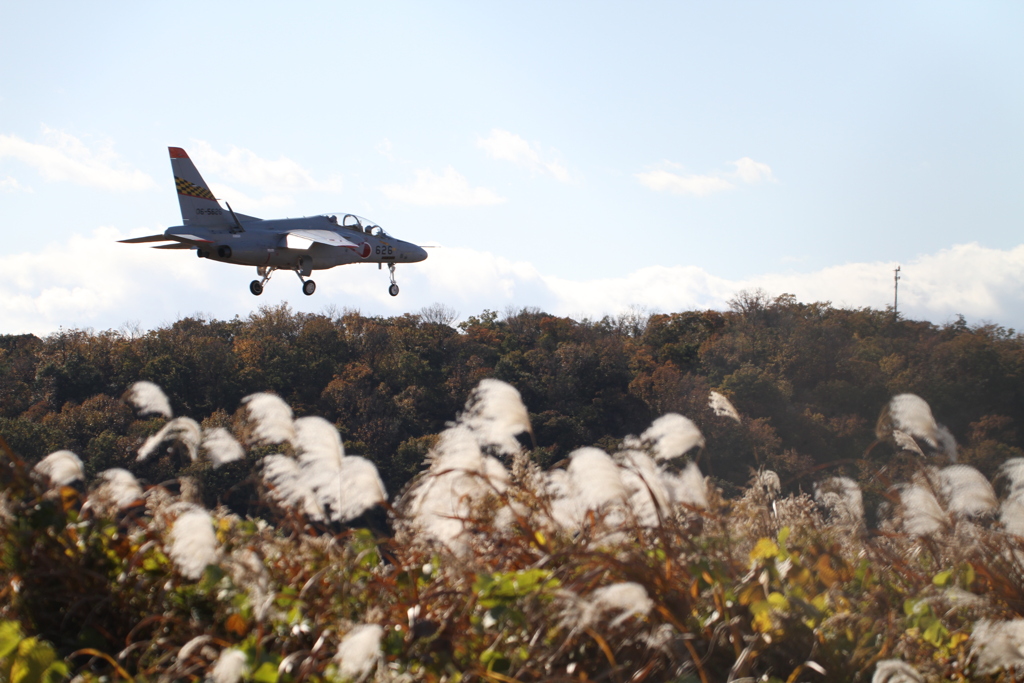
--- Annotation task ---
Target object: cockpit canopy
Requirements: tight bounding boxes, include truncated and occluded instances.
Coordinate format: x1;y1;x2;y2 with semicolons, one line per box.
324;213;388;237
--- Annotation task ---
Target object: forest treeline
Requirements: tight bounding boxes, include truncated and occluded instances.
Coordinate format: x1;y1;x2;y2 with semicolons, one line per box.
2;292;1023;500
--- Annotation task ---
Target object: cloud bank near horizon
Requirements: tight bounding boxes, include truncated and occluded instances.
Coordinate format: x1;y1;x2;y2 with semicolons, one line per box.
2;230;1022;336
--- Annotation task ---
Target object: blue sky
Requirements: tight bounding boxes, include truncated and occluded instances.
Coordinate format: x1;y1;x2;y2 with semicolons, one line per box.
2;2;1023;334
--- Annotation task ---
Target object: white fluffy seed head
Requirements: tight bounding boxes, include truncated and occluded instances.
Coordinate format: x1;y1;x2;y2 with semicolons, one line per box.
938;465;997;517
618;451;671;528
998;458;1024;502
128;381;173;418
663;461;708;509
334;456;388;522
814;477;864;527
457;379;531;456
871;659;924;683
210;648;248;683
91;468;143;509
201;428;245;468
897;485;947;537
1001;499;1024;536
242;392;295;445
403;426;508;550
883;394;938;450
971;619;1024;675
335;624;384;682
137;417;202;463
568;447;627;512
167;508;219;580
709;391;741;423
261;454;324;520
637;413;705;461
290;417;388;523
32;450;84;487
585;582;653;628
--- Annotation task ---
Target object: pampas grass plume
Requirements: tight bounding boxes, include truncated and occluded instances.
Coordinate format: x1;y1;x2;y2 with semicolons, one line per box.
871;659;924;683
137;417;201;462
458;378;532;455
261;454;323;520
211;648;248;683
709;390;742;423
898;485;947;537
335;624;383;682
91;468;143;509
880;394;938;450
335;455;388;522
638;413;705;460
128;381;173;418
663;461;708;509
201;428;245;468
938;465;997;517
585;582;654;628
168;508;219;580
32;450;84;487
568;447;627;511
814;476;864;527
970;619;1024;675
243;392;295;445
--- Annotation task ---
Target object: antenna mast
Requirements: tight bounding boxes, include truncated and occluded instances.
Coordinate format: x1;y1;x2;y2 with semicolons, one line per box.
893;266;901;320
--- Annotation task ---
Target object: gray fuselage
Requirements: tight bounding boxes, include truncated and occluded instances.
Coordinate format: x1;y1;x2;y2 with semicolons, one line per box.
168;214;428;273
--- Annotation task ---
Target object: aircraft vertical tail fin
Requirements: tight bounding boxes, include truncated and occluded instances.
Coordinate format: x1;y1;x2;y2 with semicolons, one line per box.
169;147;232;226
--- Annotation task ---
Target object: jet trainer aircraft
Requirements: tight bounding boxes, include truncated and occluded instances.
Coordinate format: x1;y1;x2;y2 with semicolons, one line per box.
120;147;428;296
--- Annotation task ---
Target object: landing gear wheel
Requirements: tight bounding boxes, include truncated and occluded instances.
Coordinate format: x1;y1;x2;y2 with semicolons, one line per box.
302;280;316;296
249;280;263;296
388;283;400;297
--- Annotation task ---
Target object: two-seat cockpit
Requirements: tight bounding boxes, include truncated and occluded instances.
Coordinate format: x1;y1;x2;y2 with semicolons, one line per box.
325;213;389;238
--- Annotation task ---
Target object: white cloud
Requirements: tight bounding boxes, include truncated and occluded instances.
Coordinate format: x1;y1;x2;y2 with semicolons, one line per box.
731;157;774;184
379;167;505;206
5;231;1023;336
187;141;342;193
376;138;395;161
635;169;735;196
636;157;774;196
0;175;31;192
399;242;1024;329
204;182;294;212
0;127;155;191
477;129;570;182
0;226;230;335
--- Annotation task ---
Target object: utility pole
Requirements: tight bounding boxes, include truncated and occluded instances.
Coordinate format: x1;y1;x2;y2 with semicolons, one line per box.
893;266;901;320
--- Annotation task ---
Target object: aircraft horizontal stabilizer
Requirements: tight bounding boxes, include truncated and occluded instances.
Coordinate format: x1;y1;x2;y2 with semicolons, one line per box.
284;229;359;249
119;233;213;245
119;234;172;244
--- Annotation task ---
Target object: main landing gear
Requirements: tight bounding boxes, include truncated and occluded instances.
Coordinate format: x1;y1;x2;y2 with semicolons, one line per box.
247;266;316;296
249;266;274;296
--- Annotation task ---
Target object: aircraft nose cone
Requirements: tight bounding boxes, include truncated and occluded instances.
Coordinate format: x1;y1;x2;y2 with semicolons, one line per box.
411;245;428;262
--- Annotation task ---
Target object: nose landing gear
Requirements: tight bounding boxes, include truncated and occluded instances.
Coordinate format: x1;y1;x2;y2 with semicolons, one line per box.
387;262;400;297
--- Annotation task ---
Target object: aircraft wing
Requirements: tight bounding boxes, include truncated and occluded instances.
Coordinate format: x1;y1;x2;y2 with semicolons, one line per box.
284;229;361;250
119;233;214;246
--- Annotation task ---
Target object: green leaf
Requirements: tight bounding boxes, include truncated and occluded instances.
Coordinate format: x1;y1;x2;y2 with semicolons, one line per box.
252;661;279;683
923;618;949;647
0;621;23;661
11;636;57;683
933;569;953;586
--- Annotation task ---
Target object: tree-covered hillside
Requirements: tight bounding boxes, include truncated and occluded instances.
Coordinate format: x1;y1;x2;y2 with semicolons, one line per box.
2;293;1022;499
